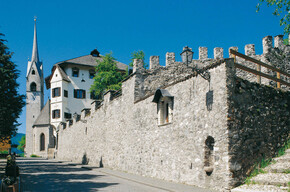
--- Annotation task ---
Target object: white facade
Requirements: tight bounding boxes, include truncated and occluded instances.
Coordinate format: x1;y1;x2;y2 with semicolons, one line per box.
50;64;95;128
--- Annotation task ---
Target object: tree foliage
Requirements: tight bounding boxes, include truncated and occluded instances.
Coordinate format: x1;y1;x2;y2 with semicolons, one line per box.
17;135;25;152
129;50;148;68
90;53;124;98
0;33;25;142
257;0;290;34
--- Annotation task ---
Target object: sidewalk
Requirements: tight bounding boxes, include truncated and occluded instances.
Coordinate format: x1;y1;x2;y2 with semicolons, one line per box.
60;161;217;192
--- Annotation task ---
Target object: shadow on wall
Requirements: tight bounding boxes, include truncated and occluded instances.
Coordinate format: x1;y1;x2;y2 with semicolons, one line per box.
82;153;89;165
99;156;103;168
206;90;213;111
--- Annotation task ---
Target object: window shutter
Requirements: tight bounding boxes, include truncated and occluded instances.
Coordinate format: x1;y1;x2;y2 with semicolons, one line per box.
74;89;77;98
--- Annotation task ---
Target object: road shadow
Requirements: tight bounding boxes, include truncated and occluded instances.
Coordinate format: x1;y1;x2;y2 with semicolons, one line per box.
17;159;119;192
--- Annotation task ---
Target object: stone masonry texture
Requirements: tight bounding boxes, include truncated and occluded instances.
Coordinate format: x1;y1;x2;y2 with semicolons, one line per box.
55;36;290;192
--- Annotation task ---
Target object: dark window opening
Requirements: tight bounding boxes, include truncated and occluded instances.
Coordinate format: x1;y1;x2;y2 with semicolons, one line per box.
30;82;37;92
52;87;61;97
74;89;86;99
204;136;215;176
64;112;72;119
40;133;45;151
90;92;100;100
89;70;95;79
52;109;60;119
32;70;35;75
72;67;79;77
64;90;68;97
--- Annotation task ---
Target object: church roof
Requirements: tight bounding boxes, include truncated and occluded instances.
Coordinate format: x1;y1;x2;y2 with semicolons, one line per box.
33;100;50;127
26;18;42;77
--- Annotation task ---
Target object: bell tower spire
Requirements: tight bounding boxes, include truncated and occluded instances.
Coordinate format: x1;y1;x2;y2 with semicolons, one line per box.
31;17;39;63
26;17;44;156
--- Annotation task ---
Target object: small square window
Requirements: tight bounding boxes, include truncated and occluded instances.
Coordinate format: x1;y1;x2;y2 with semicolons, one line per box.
52;87;61;97
74;89;86;99
52;109;60;119
64;112;72;119
72;67;79;77
64;90;68;97
89;70;95;79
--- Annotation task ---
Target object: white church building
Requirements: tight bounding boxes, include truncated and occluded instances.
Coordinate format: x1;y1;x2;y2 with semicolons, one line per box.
25;20;128;157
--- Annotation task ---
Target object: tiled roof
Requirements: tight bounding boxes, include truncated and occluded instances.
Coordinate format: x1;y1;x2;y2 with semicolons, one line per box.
33;100;50;127
56;54;128;71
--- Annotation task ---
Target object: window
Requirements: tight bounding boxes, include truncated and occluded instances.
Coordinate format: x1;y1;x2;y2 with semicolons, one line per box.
152;89;174;126
89;70;95;79
32;70;35;75
74;89;86;99
158;98;173;125
52;87;61;97
72;67;79;77
30;82;37;92
90;91;100;100
64;90;68;97
40;133;45;151
52;109;60;119
64;112;72;119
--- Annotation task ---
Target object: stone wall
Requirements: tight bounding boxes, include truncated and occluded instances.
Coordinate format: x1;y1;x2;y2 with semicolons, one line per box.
55;35;290;191
227;78;290;187
57;60;234;191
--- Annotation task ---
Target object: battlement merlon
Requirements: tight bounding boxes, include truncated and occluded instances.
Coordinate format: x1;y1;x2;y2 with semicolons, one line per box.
166;52;175;66
150;56;160;69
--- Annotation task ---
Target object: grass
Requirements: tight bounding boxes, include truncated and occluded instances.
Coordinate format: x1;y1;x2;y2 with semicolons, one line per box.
245;139;290;185
30;154;39;157
0;150;8;154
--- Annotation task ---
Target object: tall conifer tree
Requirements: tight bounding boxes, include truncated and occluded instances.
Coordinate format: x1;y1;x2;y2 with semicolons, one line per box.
0;33;25;142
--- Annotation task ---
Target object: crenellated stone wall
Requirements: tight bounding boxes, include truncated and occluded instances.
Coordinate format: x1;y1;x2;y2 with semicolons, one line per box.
56;35;289;191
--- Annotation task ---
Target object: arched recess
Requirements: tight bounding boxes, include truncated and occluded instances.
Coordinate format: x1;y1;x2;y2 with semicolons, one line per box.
204;136;215;176
30;82;37;92
40;133;45;151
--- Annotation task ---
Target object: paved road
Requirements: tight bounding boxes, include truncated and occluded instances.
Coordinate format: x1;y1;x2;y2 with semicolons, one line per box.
17;158;216;192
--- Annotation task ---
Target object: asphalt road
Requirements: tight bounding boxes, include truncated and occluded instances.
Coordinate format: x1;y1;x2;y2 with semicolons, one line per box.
17;158;216;192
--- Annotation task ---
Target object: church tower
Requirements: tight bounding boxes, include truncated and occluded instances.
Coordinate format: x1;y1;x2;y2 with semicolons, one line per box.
26;18;44;156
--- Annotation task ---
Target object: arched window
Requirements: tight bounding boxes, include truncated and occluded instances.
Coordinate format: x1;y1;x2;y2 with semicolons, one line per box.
30;82;37;92
32;70;35;75
40;133;45;151
204;136;215;176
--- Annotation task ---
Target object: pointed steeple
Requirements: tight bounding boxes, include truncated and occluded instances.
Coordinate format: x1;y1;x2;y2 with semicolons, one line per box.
31;17;39;63
27;17;42;77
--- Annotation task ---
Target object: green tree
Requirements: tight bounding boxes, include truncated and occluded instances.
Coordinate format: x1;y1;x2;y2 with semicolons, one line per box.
0;33;25;142
90;53;124;98
257;0;290;34
17;135;25;152
129;50;148;68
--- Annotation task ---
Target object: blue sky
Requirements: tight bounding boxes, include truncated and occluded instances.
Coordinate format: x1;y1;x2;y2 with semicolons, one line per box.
0;0;285;134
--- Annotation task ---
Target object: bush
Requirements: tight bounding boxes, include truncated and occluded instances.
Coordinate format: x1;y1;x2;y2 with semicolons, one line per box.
30;154;39;157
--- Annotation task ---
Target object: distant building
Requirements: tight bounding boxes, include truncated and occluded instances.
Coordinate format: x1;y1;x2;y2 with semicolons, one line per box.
26;19;128;158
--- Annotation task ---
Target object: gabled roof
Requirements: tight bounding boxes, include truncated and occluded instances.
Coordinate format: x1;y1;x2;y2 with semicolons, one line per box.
45;65;70;89
33;100;50;127
152;89;174;103
56;54;128;71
